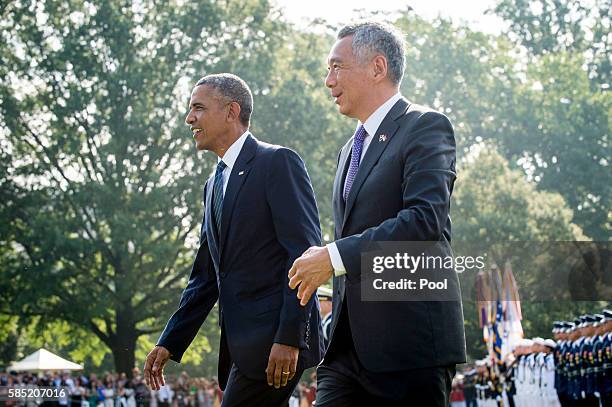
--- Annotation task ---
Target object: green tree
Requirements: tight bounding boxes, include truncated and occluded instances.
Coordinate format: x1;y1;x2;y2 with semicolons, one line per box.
395;14;522;157
0;316;19;368
2;0;607;373
493;0;610;86
452;146;589;358
0;0;284;374
395;10;609;240
453;146;584;243
501;52;610;241
252;27;351;238
491;0;611;240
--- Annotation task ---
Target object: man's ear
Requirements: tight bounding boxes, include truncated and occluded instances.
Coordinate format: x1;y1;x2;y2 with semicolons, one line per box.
227;101;242;123
372;54;388;82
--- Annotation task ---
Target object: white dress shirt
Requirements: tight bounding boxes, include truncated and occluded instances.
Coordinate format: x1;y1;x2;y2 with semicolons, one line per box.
217;130;250;195
327;92;402;276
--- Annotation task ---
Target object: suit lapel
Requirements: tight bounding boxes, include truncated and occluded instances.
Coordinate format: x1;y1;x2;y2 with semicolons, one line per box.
204;175;220;269
342;98;409;232
218;134;257;259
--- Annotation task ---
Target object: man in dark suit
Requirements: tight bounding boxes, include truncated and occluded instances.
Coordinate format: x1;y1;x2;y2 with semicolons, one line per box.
144;73;324;406
288;22;466;405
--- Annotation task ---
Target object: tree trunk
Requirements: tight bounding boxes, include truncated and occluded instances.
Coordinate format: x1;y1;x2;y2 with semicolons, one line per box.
109;312;138;378
110;334;137;378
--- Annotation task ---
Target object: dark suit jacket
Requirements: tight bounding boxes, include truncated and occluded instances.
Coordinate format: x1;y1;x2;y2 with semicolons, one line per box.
157;134;324;388
328;98;466;372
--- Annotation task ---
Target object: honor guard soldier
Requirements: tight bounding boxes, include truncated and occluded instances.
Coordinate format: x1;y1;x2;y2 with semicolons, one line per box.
475;359;486;407
317;287;333;349
554;321;574;406
569;317;584;402
602;309;612;406
542;339;561;407
592;314;606;404
534;337;548;406
526;340;538;407
532;337;560;407
476;359;497;407
515;339;534;407
504;348;518;407
580;315;599;406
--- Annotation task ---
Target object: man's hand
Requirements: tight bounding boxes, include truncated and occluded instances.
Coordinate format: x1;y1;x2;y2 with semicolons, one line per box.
265;343;299;388
288;246;333;306
144;346;171;391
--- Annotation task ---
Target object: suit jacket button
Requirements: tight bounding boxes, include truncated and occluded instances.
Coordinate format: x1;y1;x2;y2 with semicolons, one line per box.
220;272;226;278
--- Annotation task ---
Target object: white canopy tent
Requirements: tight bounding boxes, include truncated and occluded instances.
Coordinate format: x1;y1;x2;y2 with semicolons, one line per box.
7;348;83;372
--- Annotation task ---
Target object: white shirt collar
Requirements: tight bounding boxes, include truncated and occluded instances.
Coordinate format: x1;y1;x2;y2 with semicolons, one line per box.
359;92;402;137
218;130;250;171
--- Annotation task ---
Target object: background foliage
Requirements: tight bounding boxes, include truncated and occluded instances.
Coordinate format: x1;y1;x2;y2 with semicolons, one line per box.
0;0;609;375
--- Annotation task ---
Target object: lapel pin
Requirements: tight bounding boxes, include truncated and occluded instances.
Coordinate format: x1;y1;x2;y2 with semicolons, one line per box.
379;134;387;142
238;170;245;175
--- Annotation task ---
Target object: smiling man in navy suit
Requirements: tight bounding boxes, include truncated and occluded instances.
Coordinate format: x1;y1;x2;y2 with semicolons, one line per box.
143;73;323;406
288;22;466;406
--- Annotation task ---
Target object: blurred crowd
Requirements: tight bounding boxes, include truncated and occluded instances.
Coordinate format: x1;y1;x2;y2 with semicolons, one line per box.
0;368;319;407
0;368;219;407
6;308;609;407
467;309;612;407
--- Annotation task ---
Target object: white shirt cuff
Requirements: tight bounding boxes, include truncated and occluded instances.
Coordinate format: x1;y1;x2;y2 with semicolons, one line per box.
326;242;347;277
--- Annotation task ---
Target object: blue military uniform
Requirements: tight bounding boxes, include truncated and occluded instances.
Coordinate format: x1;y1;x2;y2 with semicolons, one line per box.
603;309;612;406
580;333;597;403
553;312;612;407
569;319;583;402
591;315;605;402
554;322;570;404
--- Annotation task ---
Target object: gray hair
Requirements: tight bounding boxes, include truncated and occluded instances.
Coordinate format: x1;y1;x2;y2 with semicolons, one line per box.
338;21;406;85
196;73;253;126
